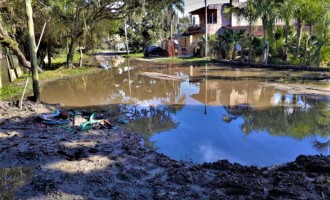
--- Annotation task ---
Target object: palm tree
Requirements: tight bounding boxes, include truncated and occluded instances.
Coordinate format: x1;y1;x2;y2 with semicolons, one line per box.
221;29;245;60
278;0;294;61
167;0;184;39
226;0;259;61
253;0;281;63
291;0;319;59
254;0;279;42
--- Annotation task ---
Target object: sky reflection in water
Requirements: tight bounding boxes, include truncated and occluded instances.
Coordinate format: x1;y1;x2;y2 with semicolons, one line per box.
41;60;330;166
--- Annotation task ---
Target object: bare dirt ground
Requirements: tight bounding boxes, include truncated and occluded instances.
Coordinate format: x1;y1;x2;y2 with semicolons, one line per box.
265;82;330;96
0;100;329;200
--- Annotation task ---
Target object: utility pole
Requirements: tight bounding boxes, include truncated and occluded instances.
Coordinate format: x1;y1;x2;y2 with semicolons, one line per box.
124;20;129;55
25;0;40;103
205;0;208;57
177;23;181;56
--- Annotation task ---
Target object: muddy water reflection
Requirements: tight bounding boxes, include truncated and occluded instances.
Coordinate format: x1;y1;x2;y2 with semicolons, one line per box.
0;167;32;199
41;61;330;166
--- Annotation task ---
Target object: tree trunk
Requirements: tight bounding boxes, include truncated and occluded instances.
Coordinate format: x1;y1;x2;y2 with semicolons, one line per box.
240;43;244;62
294;20;303;58
262;20;267;63
262;19;267;42
232;42;237;60
303;39;307;66
248;23;252;62
264;42;269;65
170;12;175;39
67;39;77;68
284;20;289;61
25;0;40;102
47;46;52;68
79;43;83;68
124;20;129;55
303;36;310;66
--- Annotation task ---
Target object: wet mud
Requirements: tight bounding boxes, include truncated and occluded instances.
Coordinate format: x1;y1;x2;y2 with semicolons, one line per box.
0;101;329;199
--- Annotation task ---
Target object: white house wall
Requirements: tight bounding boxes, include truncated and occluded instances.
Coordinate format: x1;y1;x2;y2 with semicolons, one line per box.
231;16;263;27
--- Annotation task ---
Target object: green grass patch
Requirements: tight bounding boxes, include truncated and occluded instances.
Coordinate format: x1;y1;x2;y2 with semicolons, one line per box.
51;54;67;65
50;53;91;68
123;53;144;59
0;83;31;101
39;66;98;81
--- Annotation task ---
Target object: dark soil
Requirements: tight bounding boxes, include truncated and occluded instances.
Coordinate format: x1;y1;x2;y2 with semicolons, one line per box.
0;101;329;200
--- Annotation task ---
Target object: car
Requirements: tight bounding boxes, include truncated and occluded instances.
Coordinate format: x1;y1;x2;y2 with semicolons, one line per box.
143;46;169;57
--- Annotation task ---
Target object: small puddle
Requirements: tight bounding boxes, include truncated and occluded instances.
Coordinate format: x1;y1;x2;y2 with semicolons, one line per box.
0;166;32;199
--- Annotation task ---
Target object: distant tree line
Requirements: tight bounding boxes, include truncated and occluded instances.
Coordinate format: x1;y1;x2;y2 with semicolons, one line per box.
0;0;185;69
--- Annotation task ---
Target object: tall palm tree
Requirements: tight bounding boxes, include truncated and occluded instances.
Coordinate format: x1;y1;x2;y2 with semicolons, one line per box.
291;0;319;59
253;0;279;42
278;0;294;61
167;0;184;39
249;0;282;64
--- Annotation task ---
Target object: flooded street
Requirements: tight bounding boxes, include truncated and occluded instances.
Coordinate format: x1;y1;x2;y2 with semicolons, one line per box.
41;59;330;167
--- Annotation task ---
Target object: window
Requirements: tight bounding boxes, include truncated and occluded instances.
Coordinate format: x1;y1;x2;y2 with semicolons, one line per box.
207;13;217;24
181;38;187;47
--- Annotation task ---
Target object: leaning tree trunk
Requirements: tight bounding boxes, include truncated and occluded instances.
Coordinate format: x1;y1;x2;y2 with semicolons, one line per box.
25;0;40;102
0;21;43;73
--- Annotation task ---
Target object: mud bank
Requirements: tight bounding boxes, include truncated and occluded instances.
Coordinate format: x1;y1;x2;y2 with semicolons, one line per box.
0;101;329;200
212;59;330;72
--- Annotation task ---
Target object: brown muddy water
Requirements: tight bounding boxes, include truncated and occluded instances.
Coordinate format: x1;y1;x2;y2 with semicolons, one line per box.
41;59;330;167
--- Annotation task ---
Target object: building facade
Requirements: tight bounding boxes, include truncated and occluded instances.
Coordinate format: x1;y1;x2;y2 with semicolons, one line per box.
179;0;266;56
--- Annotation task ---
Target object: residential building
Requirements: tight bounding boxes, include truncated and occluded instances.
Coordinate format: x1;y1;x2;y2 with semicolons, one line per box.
179;0;265;56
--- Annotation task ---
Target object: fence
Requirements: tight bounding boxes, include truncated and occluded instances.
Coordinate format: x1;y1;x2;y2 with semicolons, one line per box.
0;47;23;88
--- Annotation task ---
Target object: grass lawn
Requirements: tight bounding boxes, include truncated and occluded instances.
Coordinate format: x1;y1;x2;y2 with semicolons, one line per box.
122;52;144;59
